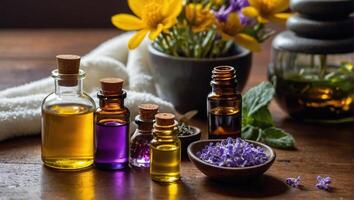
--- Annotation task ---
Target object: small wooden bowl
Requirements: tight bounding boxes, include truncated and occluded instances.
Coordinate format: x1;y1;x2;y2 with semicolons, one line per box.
187;139;276;182
178;126;201;157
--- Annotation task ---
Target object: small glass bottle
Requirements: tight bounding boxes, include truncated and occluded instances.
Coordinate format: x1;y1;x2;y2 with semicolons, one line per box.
95;78;130;170
207;66;242;139
130;104;159;168
41;54;95;170
150;113;181;183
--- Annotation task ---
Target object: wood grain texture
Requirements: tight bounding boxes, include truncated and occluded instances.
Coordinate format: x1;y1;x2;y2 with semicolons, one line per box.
0;29;353;200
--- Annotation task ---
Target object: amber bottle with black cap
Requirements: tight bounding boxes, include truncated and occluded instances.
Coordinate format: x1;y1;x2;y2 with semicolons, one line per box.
41;54;95;170
207;66;242;139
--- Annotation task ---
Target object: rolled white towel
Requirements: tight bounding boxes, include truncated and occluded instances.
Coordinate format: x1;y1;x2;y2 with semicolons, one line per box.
0;33;175;141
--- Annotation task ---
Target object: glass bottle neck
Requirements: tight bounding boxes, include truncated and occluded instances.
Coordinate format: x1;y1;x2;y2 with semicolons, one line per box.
211;81;238;95
98;91;126;110
135;116;154;133
153;123;178;140
54;79;83;95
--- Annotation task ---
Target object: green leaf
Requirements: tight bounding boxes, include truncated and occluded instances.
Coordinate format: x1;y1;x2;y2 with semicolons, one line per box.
251;107;274;129
241;125;262;141
262;127;295;149
242;81;275;116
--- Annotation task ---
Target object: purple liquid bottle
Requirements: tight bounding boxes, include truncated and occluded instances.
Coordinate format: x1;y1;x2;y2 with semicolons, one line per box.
95;121;129;169
95;78;130;170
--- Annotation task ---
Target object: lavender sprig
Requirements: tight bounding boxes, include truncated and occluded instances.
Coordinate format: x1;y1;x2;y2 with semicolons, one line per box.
196;137;269;167
286;176;301;188
316;176;332;191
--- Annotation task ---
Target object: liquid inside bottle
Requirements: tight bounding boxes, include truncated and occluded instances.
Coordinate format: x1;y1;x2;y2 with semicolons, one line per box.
150;113;181;183
95;120;129;169
150;144;180;182
208;107;241;139
42;103;94;169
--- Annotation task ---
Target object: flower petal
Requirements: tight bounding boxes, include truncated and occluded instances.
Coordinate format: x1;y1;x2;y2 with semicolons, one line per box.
166;0;183;17
149;24;164;40
162;17;177;30
128;29;149;49
271;0;290;13
234;33;261;52
269;13;292;23
242;6;259;18
128;0;143;17
112;14;145;31
248;0;261;9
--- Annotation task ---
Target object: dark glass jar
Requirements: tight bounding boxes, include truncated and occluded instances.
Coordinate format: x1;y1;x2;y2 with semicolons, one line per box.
207;66;242;139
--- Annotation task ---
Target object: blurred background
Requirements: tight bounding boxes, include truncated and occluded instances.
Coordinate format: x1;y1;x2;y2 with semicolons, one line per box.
0;0;129;28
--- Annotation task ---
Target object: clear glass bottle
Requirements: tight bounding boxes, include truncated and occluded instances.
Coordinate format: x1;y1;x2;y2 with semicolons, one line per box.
130;104;159;168
207;66;242;139
150;113;181;183
95;78;130;170
41;54;95;170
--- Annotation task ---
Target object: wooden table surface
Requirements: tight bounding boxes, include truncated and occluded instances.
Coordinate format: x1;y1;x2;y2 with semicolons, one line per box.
0;29;353;200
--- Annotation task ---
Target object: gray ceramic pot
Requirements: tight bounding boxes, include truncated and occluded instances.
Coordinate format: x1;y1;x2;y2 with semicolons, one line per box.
148;45;252;118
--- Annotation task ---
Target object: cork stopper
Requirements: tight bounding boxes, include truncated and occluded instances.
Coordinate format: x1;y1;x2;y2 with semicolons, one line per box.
139;104;159;121
100;77;124;95
155;113;175;126
56;55;81;74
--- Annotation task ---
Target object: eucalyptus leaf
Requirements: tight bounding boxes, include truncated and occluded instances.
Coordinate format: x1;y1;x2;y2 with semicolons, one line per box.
262;127;295;149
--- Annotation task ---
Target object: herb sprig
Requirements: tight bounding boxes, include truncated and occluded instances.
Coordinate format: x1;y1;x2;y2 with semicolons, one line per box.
241;81;296;149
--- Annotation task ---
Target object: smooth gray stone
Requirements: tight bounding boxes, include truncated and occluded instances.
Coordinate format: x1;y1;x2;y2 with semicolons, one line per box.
272;31;354;54
287;14;354;39
291;0;354;18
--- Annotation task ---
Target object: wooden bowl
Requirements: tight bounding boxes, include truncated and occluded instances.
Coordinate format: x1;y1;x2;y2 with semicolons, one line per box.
187;139;276;182
178;126;201;157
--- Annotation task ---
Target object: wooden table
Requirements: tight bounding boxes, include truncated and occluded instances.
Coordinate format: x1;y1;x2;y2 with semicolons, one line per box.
0;29;353;200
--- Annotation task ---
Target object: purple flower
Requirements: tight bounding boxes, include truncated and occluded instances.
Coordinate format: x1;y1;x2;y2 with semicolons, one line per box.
229;0;249;12
316;176;331;191
214;0;251;24
286;176;301;188
197;137;269;167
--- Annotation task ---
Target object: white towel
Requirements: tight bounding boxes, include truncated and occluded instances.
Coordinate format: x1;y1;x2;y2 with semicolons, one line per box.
0;32;175;141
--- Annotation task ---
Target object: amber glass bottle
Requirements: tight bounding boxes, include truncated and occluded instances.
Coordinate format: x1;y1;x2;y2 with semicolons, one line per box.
207;66;242;139
41;55;95;170
95;78;130;170
130;104;159;168
150;113;181;183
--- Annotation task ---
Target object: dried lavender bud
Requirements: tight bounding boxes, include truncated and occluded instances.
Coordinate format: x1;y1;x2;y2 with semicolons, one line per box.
196;137;269;167
286;176;301;188
177;123;193;136
316;176;332;191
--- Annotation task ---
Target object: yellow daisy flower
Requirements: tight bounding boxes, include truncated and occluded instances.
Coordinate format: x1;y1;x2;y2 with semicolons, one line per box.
185;3;215;32
111;0;182;49
242;0;291;23
216;13;261;52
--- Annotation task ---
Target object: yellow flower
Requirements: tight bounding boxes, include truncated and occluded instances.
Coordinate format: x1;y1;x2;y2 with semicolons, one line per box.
111;0;182;49
185;3;215;32
216;13;261;52
212;0;224;6
242;0;291;23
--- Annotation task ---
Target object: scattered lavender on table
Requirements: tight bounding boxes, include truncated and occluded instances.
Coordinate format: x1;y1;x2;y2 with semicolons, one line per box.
196;137;269;167
316;176;332;191
286;176;301;188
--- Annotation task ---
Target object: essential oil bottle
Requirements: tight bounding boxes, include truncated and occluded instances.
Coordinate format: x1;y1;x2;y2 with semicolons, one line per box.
95;78;130;170
41;54;95;170
207;66;242;139
150;113;181;183
130;104;159;168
